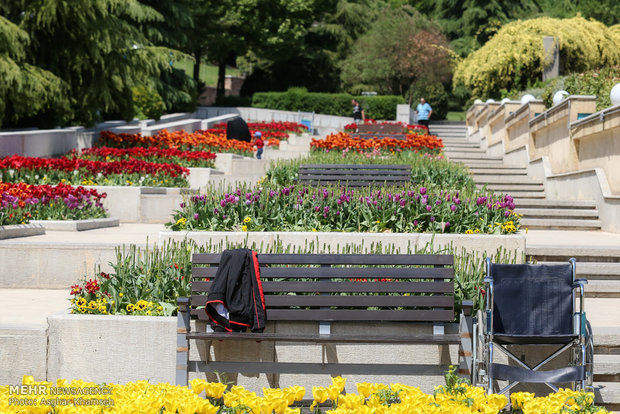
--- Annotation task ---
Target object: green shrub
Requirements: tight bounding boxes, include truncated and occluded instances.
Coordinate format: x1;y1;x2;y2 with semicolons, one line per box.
131;86;165;120
540;66;620;110
252;89;405;120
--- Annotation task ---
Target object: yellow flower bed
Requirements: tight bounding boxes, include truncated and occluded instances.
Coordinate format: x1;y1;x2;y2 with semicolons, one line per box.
0;375;609;413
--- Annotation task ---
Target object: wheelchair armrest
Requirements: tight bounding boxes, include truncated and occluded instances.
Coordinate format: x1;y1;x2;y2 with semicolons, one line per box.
573;278;588;288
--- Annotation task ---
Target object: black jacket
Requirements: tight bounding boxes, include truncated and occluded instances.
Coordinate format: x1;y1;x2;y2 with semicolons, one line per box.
205;249;267;332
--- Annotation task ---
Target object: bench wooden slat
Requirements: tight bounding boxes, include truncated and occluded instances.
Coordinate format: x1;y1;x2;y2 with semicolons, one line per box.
191;253;454;266
299;164;409;170
190;294;454;308
191;361;452;376
192;266;454;280
300;175;410;181
187;332;459;344
190;280;453;294
191;308;454;322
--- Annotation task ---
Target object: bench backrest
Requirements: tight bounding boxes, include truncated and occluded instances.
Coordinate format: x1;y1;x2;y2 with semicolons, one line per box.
357;124;404;134
298;164;411;187
190;253;455;323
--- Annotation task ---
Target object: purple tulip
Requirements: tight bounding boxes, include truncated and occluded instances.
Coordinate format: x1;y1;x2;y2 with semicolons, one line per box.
193;213;199;220
505;211;511;217
420;187;427;195
400;200;406;207
430;216;435;223
426;205;432;212
450;204;456;212
413;220;418;226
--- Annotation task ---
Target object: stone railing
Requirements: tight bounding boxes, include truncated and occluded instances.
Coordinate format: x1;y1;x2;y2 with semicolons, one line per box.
528;95;596;172
466;96;620;232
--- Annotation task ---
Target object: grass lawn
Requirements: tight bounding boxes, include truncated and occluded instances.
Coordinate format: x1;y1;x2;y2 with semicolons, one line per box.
446;111;466;121
173;57;242;86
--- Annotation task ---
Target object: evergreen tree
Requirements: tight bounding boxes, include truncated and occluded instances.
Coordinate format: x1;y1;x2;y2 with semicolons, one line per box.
0;13;67;127
14;0;180;126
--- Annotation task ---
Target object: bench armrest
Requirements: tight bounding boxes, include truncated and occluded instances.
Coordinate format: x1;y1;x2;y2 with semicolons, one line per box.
177;297;190;312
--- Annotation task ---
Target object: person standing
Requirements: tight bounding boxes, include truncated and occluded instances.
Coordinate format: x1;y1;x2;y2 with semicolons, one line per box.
416;97;432;128
352;99;365;125
253;131;264;160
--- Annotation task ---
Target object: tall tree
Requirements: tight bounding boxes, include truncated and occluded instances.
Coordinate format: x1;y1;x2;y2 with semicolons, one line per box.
15;0;180;126
0;13;67;127
340;6;452;100
190;0;314;99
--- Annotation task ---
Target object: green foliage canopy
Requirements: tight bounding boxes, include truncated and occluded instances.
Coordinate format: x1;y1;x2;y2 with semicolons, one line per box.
453;17;620;100
340;6;452;104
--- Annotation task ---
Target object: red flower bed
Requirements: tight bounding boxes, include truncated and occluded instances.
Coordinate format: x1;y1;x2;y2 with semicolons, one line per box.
344;120;429;134
0;155;188;178
311;132;443;152
69;147;216;168
98;130;253;155
0;181;107;225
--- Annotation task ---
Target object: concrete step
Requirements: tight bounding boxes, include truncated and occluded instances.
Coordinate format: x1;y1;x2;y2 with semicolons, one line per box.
474;176;544;185
524;261;620;281
516;208;600;219
479;184;545;192
520;218;602;230
595;355;620;379
471;170;528;176
444;148;487;154
586;280;620;297
445;153;503;160
594;382;620;409
464;163;526;170
514;199;598;209
526;246;620;263
491;191;547;198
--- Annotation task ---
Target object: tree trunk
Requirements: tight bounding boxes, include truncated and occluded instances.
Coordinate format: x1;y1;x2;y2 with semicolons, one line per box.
216;60;226;99
193;49;202;85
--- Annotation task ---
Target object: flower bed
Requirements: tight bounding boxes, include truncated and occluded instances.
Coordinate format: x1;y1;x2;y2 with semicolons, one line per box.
344;119;430;134
0;182;107;225
311;132;443;153
68;147;216;168
0;374;607;413
69;241;192;316
99;130;254;156
209;120;309;139
265;150;475;190
0;155;189;187
167;185;519;234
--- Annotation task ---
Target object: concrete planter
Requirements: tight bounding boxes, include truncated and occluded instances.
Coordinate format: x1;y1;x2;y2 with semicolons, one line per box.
85;186;196;223
0;223;45;240
47;312;176;384
30;217;120;231
159;230;526;258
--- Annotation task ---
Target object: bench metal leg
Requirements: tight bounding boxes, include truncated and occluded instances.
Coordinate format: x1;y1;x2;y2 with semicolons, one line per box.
176;305;191;386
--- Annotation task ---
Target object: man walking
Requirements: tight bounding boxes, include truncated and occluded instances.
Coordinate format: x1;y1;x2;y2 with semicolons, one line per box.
416;98;432;128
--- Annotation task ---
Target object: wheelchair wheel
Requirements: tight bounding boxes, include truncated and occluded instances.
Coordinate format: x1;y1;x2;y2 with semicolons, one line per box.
472;309;489;389
585;320;594;389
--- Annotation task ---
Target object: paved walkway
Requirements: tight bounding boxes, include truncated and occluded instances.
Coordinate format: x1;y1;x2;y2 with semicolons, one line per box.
1;226;619;328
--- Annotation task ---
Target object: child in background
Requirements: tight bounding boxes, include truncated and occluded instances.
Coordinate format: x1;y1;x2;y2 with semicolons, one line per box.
253;131;264;159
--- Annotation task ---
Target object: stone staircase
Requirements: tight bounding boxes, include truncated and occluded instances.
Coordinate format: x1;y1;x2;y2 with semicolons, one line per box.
431;123;602;231
430;122;620;410
526;246;620;410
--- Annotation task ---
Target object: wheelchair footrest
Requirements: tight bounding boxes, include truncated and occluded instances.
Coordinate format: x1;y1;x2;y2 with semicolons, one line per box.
490;363;585;383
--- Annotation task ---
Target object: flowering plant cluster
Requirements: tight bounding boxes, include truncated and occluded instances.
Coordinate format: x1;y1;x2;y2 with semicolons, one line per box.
311;132;443;153
0;181;107;225
1;374;607;413
69;147;216;168
511;388;608;413
212;120;309;135
344;119;429;134
167;185;520;234
98;129;254;156
0;155;189;187
69;242;192;316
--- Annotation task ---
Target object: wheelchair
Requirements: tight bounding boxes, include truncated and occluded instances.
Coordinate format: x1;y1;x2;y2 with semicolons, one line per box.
471;257;594;397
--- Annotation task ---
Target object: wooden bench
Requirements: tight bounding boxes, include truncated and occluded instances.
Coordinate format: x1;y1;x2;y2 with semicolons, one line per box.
298;164;411;187
351;133;407;140
357;124;405;134
176;253;460;386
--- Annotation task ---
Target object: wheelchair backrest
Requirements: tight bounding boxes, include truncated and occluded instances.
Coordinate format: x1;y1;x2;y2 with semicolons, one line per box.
489;263;574;336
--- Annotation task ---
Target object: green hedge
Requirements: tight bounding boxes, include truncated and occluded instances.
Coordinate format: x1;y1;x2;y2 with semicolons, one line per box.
251;88;405;120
